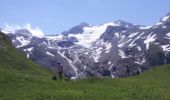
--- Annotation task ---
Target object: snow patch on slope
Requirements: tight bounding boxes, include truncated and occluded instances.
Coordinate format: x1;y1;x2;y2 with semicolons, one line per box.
161;45;170;52
118;49;127;58
23;47;34;52
140;26;152;29
161;16;170;22
137;46;142;51
129;32;145;47
93;47;102;62
114;32;119;38
46;52;55;57
134;58;145;65
128;32;138;38
16;36;30;48
144;33;157;50
154;22;163;26
118;39;132;48
166;32;170;37
23;47;34;58
27;54;30;58
105;42;112;53
68;22;119;47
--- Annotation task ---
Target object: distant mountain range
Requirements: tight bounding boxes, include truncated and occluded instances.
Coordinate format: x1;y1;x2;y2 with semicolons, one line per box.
1;12;170;79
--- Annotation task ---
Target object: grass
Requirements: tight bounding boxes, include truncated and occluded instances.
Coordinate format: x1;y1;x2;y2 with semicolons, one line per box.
1;65;170;100
0;31;170;100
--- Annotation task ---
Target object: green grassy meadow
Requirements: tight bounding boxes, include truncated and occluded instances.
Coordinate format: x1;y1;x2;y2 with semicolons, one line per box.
0;31;170;100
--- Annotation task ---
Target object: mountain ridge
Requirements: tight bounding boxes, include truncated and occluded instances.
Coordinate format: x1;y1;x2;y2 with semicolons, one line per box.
1;12;170;79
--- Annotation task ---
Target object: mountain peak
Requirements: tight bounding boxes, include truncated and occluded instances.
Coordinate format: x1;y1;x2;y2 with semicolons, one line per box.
114;20;130;24
160;12;170;22
114;20;140;28
165;12;170;16
79;22;89;27
62;22;90;35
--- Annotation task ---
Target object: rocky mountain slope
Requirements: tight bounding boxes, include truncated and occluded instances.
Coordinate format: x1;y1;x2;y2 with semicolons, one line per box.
1;13;170;79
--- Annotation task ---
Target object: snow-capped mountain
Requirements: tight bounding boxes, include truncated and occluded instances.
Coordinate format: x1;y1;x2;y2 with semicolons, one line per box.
1;13;170;79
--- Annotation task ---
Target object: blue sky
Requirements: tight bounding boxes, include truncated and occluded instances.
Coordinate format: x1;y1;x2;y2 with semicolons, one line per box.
0;0;170;35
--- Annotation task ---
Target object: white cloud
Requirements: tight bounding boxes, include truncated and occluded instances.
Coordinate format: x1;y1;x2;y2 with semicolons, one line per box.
23;24;44;37
2;23;44;37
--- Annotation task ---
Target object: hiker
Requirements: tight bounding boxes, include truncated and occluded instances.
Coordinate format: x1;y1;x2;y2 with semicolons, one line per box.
112;66;118;78
57;62;63;80
126;65;130;76
136;67;141;75
113;64;116;71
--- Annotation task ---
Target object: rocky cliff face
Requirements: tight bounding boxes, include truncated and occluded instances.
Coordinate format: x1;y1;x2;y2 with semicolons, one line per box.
1;13;170;79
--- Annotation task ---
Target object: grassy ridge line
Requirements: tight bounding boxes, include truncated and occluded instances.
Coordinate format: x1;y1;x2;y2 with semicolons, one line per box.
0;31;50;75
